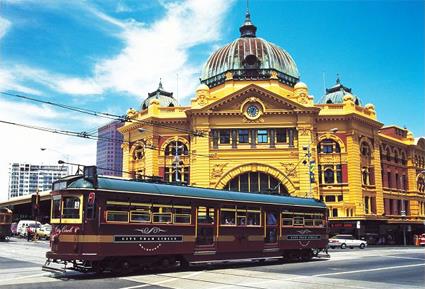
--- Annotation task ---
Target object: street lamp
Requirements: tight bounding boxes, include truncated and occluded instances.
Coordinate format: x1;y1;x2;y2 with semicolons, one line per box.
303;128;340;198
303;144;313;198
40;147;72;174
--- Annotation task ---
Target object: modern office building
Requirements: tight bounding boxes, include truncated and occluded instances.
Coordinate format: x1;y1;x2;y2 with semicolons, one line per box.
8;163;69;199
118;11;425;244
96;120;124;176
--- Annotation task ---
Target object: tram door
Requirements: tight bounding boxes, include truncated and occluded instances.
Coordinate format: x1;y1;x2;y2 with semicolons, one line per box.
264;211;279;250
195;206;216;249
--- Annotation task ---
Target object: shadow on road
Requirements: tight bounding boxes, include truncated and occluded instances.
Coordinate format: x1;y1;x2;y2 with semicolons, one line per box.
51;257;329;281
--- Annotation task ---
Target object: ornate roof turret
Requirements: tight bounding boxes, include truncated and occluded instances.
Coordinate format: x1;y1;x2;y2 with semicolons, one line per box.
319;76;362;105
239;6;257;38
141;80;177;110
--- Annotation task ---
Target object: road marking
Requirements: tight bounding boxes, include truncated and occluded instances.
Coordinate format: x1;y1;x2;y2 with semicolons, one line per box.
313;263;425;277
383;255;425;261
0;267;41;274
120;271;205;289
208;274;373;289
0;272;51;284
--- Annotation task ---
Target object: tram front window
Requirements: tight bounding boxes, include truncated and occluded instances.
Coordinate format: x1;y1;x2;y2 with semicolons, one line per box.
62;196;81;219
52;196;61;219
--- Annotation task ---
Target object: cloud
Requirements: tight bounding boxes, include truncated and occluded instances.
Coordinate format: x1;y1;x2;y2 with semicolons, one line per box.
0;65;102;95
0;16;11;39
1;1;234;102
90;0;234;101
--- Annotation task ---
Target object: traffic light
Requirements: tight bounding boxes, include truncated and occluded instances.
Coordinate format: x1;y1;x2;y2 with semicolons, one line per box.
31;194;40;219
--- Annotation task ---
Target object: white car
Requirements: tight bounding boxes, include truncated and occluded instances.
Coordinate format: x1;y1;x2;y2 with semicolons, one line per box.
329;234;367;249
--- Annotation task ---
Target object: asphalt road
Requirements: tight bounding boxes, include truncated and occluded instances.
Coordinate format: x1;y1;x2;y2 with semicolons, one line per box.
0;237;424;289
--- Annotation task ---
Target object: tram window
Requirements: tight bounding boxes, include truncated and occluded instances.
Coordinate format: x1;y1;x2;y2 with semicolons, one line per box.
282;213;293;226
52;195;61;219
106;211;129;222
130;212;151;223
220;206;236;226
314;214;324;227
237;206;247;225
62;196;80;219
152;205;172;224
174;206;191;224
293;214;304;226
198;206;214;224
247;208;261;226
304;214;314;226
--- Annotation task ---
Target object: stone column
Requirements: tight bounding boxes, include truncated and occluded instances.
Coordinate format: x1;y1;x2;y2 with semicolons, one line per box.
190;128;210;188
346;132;364;217
372;137;384;215
296;127;316;198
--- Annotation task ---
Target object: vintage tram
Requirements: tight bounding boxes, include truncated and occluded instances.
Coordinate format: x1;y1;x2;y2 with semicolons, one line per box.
44;167;328;273
0;207;13;241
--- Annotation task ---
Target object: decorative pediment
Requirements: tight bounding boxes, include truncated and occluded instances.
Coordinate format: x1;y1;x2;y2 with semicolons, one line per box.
188;84;319;116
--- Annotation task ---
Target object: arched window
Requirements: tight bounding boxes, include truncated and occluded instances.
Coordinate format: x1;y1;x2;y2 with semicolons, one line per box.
418;176;425;193
224;172;288;195
360;142;371;157
317;139;340;154
132;144;144;160
324;168;335;184
386;148;392;162
164;141;188;156
393;149;399;164
400;151;407;166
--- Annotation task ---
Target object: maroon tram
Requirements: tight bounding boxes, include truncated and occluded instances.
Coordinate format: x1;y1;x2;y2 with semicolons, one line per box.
0;207;13;241
44;167;328;273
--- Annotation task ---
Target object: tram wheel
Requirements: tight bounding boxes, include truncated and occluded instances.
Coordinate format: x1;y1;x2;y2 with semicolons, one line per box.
93;263;105;274
301;250;313;261
160;257;176;269
179;258;189;269
111;260;132;275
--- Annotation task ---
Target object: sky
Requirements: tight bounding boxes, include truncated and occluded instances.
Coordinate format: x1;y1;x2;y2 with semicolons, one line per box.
0;0;424;200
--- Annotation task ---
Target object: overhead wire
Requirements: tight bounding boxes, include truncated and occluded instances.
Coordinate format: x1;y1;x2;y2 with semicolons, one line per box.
0;119;237;161
0;91;205;137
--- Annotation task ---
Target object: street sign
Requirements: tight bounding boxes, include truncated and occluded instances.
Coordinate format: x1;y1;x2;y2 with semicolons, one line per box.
356;221;361;229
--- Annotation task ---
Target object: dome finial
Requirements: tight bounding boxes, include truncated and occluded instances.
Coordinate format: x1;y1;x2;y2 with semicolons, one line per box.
336;74;340;84
240;0;257;38
158;78;163;90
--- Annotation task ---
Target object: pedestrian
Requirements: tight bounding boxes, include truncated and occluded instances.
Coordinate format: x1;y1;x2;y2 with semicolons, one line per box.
26;225;32;242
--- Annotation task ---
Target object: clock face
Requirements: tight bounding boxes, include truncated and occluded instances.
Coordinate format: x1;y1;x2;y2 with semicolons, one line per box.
247;104;260;118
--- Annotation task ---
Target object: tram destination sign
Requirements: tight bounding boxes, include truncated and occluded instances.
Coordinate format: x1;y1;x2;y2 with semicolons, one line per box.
286;235;321;240
114;235;183;243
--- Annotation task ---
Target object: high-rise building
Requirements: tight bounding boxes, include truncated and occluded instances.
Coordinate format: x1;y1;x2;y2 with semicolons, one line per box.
96;120;124;176
8;163;69;199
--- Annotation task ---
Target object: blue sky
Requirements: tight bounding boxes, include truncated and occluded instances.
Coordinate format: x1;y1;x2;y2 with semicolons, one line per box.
0;0;424;198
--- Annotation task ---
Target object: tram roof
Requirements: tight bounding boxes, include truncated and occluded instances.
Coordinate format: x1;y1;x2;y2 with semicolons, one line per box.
65;176;326;209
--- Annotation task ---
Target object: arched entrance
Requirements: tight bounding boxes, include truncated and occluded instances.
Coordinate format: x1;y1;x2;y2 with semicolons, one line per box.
215;163;296;195
224;171;288;195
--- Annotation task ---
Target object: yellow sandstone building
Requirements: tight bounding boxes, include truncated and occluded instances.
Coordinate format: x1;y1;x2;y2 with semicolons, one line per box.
119;12;425;244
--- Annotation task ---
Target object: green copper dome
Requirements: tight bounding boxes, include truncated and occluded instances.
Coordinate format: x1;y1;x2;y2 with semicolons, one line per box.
200;11;299;88
141;80;177;110
319;78;362;106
